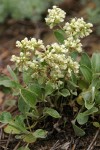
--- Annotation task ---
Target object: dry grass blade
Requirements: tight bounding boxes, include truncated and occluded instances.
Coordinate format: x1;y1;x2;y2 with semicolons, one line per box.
87;128;100;150
4;133;12;150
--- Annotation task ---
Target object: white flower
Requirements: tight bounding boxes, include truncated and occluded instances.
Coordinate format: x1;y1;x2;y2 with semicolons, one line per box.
63;17;93;39
64;37;82;53
16;37;45;51
45;6;66;29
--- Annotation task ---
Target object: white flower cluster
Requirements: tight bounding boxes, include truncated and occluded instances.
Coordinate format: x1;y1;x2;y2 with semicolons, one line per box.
11;38;45;71
45;6;93;53
30;43;79;88
45;6;66;29
16;37;45;50
64;37;82;53
63;18;93;39
11;52;31;71
11;6;93;89
11;39;80;88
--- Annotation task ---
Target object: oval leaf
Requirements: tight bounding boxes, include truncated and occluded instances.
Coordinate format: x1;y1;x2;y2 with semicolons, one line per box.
60;89;70;97
54;29;65;44
72;122;85;136
7;65;18;82
22;134;36;143
77;113;88;125
80;52;91;69
4;124;21;134
0;112;12;123
20;89;37;107
91;53;100;73
43;107;61;118
33;129;47;138
80;65;92;83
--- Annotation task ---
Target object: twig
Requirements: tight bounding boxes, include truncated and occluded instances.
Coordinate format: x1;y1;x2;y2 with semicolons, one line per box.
87;128;100;150
4;133;12;150
13;141;21;150
72;138;80;150
50;140;61;150
0;123;7;129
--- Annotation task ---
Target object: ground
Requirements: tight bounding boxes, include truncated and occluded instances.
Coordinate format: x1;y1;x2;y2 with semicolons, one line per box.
0;1;100;149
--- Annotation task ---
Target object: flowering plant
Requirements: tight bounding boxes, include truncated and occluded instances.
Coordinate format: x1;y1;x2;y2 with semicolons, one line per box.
0;6;100;149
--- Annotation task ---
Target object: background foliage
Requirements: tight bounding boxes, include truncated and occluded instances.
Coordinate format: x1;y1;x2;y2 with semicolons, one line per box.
0;0;62;22
81;0;100;35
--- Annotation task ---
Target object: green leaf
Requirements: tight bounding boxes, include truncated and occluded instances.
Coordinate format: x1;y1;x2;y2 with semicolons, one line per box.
91;53;100;73
43;107;61;118
22;71;32;84
72;122;85;136
29;83;43;98
95;92;100;104
80;65;92;83
80;52;91;69
7;65;18;82
83;107;98;115
54;29;65;44
77;107;98;125
93;122;100;128
59;89;70;97
77;113;88;125
9;120;27;133
91;77;100;90
78;79;89;90
18;97;30;114
85;100;94;110
4;124;21;134
67;80;78;89
0;75;9;81
82;91;94;109
0;80;20;88
33;129;47;138
71;72;77;84
45;82;54;97
20;88;37;107
14;115;26;128
91;86;95;102
17;147;30;150
70;51;78;60
0;112;12;123
22;133;36;143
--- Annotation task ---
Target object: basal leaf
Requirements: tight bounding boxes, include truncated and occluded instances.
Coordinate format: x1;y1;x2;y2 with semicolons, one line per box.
29;83;43;98
77;113;88;125
72;122;85;136
17;147;30;150
93;122;100;128
45;82;54;96
95;92;100;104
80;52;91;69
0;112;12;123
7;65;18;82
59;89;70;97
18;97;30;114
33;129;47;138
22;71;32;84
82;90;95;109
4;124;21;134
20;88;37;107
22;133;36;143
80;65;92;83
83;107;98;115
91;53;100;73
0;80;20;88
43;107;61;118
